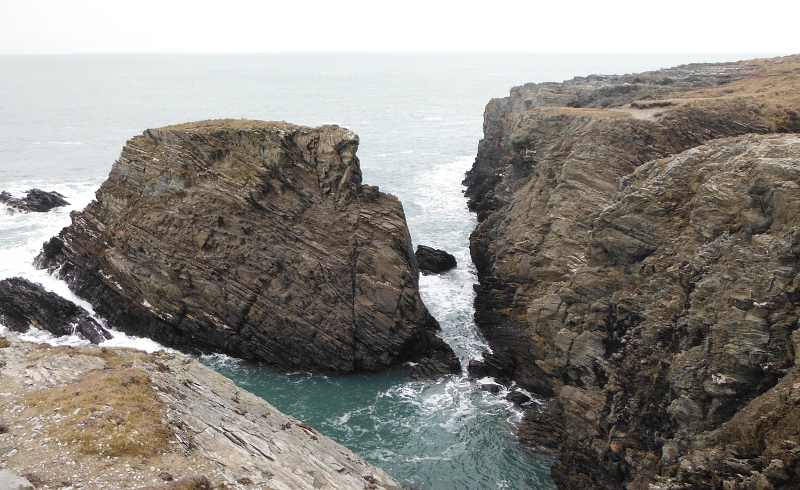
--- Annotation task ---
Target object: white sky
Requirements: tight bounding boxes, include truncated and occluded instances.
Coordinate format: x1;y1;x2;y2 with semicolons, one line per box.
1;0;798;55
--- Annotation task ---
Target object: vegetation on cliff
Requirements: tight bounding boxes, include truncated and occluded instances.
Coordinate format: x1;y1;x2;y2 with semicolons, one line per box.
465;55;800;488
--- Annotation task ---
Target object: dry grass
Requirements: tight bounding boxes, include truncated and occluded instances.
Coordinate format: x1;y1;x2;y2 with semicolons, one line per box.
21;347;172;458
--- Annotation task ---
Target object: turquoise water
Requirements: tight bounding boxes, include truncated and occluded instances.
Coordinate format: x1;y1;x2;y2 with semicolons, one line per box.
0;52;763;488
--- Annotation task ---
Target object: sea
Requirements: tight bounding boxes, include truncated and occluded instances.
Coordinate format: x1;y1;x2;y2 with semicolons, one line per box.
0;52;771;489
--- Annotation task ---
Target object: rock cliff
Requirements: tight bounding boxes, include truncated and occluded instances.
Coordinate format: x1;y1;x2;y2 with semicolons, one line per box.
0;332;402;489
465;55;800;488
36;120;458;376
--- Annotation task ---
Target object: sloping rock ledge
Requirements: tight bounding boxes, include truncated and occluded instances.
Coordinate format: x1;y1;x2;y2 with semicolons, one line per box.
0;332;402;489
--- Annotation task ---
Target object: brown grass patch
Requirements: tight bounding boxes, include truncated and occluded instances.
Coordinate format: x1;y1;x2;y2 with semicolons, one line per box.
21;348;172;458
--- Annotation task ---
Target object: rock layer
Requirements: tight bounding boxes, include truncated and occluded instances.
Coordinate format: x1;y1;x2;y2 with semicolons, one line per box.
37;120;458;376
465;55;800;488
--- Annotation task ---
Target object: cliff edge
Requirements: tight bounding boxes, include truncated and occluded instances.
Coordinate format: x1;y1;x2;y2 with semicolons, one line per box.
0;332;402;489
465;55;800;488
37;120;459;377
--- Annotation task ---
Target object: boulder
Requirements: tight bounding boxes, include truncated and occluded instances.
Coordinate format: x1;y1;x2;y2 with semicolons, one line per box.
0;189;69;213
0;277;110;343
414;245;457;274
36;120;459;376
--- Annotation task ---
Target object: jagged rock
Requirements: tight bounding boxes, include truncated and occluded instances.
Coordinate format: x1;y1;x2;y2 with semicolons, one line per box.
0;277;110;343
0;189;69;213
465;55;800;488
415;245;457;274
36;119;459;376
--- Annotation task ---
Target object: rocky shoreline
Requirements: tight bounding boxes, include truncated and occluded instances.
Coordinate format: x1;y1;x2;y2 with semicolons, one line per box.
465;55;800;488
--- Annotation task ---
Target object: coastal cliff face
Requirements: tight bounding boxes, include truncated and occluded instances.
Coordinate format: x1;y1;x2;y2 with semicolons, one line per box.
0;333;402;489
37;120;458;376
465;56;800;488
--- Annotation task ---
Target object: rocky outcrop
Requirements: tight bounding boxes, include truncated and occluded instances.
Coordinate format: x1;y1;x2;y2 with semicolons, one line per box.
0;277;110;343
0;189;69;213
465;55;800;488
0;333;402;489
415;245;457;274
36;120;458;376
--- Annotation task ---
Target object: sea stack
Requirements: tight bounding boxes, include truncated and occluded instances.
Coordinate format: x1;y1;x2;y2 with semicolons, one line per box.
465;56;800;488
37;119;459;376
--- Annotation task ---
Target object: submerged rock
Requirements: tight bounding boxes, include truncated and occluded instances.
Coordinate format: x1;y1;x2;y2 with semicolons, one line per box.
37;119;459;376
415;245;457;274
0;189;69;213
0;277;110;343
465;55;800;488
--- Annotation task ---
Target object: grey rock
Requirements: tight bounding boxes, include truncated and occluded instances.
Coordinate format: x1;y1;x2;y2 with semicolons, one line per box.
0;471;34;490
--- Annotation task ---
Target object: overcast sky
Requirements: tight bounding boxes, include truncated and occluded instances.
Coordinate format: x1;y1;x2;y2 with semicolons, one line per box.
1;0;798;55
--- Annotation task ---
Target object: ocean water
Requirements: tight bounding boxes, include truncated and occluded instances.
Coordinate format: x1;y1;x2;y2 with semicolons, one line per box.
0;52;764;489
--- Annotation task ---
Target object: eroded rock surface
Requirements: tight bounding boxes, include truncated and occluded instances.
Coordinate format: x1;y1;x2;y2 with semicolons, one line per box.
0;334;402;489
465;55;800;488
0;277;110;343
36;120;458;376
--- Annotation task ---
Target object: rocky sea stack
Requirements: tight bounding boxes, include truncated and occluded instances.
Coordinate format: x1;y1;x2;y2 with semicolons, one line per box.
466;55;800;488
37;120;459;376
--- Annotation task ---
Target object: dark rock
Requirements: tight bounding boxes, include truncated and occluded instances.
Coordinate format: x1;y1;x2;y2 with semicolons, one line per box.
0;189;69;213
36;120;459;376
415;245;457;274
505;389;531;406
465;55;800;488
479;383;502;394
0;277;110;343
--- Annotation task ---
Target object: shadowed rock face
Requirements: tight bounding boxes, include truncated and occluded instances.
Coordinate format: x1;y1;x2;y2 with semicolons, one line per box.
37;120;459;376
465;56;800;488
0;277;110;344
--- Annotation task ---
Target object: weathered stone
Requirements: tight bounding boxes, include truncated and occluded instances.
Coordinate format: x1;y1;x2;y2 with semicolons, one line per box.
36;120;459;376
415;245;457;274
0;189;69;213
0;277;110;343
465;55;800;488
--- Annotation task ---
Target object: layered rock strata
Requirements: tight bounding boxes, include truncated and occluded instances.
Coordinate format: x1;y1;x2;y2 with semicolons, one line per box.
465;55;800;488
37;120;458;376
0;277;110;343
0;333;402;489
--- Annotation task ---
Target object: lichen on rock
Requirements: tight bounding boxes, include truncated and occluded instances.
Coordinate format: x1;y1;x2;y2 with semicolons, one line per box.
36;119;459;376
